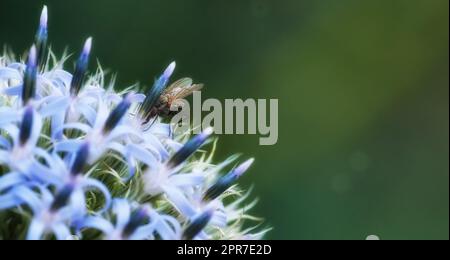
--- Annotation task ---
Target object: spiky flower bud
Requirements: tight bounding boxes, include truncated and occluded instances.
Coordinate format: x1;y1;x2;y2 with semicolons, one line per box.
182;209;214;240
139;62;176;120
70;38;92;96
19;106;34;146
122;208;149;239
22;46;37;105
102;93;133;135
70;142;90;176
50;184;75;212
167;127;213;169
203;158;254;201
35;6;48;67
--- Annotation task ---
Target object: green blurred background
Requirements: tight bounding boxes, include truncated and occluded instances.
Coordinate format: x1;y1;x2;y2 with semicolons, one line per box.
0;0;448;239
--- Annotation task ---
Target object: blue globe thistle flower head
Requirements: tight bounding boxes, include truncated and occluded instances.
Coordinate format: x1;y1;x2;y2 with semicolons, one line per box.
0;6;268;240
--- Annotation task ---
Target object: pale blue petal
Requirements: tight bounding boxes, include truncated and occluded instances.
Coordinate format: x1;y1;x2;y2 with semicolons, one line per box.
170;173;205;188
36;77;61;97
0;193;23;210
53;140;83;153
145;134;170;160
161;214;182;237
40;96;70;117
148;123;172;138
163;185;197;218
92;98;109;129
0;109;21;126
46;69;72;90
51;112;66;140
7;62;25;71
33;147;55;167
77;94;98;104
129;227;155;240
137;142;163;162
154;218;178;240
195;231;210;240
79;216;114;234
0;67;21;80
113;199;131;230
36;186;55;205
2;124;19;146
143;133;169;161
69;189;87;218
105;125;142;142
124;155;137;182
29;161;57;186
0;136;11;150
11;186;42;214
0;172;26;192
2;84;22;96
29;110;43;147
52;223;72;240
0;151;9;164
26;219;46;240
106;142;126;154
49;153;70;176
165;139;184;151
77;104;97;126
126;144;159;169
53;122;92;139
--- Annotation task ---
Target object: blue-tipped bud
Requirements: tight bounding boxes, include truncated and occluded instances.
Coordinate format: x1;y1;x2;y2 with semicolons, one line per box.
139;62;176;119
122;208;149;238
19;106;34;146
167;127;213;169
163;61;176;81
182;209;214;240
40;6;48;29
203;158;254;201
22;46;38;105
102;93;133;135
50;184;75;212
70;38;92;96
70;142;90;176
35;6;48;67
82;37;93;55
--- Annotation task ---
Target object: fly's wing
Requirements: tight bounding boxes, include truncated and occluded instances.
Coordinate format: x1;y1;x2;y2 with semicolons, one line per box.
173;83;204;100
162;78;204;117
165;78;193;93
164;77;203;101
